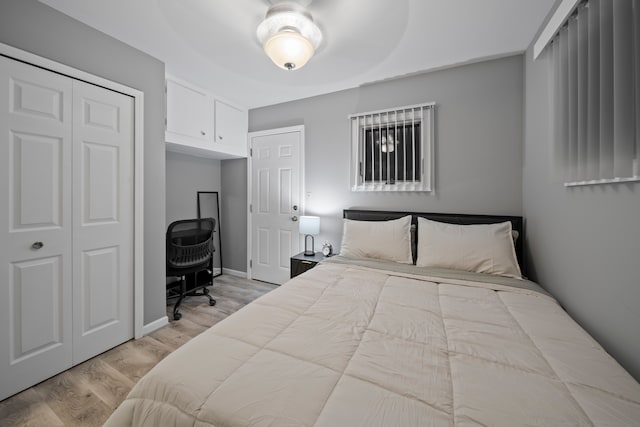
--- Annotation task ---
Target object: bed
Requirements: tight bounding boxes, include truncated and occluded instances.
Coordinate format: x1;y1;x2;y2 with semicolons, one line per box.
104;209;640;426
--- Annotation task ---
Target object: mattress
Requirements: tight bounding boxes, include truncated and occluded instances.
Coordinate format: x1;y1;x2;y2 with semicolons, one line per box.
104;257;640;426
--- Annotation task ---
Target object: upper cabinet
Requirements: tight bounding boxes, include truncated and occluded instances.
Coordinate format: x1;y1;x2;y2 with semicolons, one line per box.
165;75;248;159
214;100;245;147
166;78;211;141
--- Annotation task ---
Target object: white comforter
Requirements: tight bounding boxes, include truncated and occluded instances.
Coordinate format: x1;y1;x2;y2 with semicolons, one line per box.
104;260;640;426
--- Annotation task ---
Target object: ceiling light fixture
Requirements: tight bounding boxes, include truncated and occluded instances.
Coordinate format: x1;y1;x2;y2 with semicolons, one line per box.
256;2;322;71
377;133;396;153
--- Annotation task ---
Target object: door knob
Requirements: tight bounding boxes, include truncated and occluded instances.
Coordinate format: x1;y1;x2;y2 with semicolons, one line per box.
292;205;298;211
291;216;298;222
31;241;44;250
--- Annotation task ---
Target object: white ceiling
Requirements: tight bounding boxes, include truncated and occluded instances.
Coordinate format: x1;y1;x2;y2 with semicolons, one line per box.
38;0;555;109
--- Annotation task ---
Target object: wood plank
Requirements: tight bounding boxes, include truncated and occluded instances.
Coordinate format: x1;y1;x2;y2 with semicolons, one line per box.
31;370;113;427
0;388;64;427
71;358;135;409
0;275;276;426
99;336;172;384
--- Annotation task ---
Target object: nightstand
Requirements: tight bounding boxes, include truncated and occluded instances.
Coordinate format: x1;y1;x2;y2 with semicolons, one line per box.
290;251;326;278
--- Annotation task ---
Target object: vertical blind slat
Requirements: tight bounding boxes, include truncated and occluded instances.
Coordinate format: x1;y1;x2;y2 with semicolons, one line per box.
559;27;570;182
599;0;614;179
424;108;430;182
613;0;635;177
354;118;358;183
403;109;407;182
394;111;398;182
412;109;416;182
378;114;382;183
390;112;394;182
363;116;367;183
551;39;561;174
587;0;600;179
577;5;589;181
367;115;371;182
634;0;640;173
359;116;364;184
568;19;579;182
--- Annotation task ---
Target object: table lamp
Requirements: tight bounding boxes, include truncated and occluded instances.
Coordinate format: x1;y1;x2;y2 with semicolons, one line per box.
299;215;320;256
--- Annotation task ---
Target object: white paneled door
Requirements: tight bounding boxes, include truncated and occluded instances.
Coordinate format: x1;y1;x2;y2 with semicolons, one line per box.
250;127;303;284
72;81;134;363
0;56;134;401
0;55;74;401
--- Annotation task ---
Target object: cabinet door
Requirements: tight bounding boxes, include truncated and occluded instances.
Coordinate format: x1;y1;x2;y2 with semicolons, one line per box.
166;78;210;140
214;99;246;153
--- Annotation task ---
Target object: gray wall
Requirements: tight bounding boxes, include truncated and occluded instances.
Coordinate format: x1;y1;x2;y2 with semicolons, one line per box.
0;0;167;324
523;46;640;379
166;152;246;274
221;159;248;273
244;55;524;260
166;151;221;226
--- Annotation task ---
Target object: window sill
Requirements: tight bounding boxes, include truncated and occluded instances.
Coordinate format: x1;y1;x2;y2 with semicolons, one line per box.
564;176;640;187
352;183;432;192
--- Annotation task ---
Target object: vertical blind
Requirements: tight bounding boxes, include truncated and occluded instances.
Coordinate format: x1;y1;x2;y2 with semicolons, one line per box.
549;0;640;185
349;103;434;192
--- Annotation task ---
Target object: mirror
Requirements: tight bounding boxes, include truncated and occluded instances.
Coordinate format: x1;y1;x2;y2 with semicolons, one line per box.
197;191;222;277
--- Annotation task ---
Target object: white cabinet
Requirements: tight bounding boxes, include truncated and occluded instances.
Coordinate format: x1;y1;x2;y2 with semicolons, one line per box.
165;75;247;159
166;79;210;141
215;100;246;149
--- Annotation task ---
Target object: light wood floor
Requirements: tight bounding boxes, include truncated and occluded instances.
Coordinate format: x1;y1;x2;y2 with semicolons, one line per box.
0;275;276;427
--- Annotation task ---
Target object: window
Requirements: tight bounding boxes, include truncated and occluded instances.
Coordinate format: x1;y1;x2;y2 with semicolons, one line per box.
540;0;640;186
350;103;434;192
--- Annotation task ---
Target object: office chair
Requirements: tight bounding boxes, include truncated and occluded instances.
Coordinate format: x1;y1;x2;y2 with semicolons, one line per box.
166;218;216;320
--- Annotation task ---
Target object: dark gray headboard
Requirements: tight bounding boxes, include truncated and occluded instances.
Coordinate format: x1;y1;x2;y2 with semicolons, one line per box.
343;209;526;276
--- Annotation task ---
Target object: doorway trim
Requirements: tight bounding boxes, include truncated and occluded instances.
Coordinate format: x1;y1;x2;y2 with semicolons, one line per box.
247;125;305;280
0;42;145;338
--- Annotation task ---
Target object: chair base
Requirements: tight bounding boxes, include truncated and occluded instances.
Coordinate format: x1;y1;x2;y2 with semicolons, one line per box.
167;271;216;320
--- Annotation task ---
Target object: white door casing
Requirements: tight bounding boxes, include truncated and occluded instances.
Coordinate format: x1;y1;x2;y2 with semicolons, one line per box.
0;55;74;400
248;126;304;285
0;54;136;401
72;80;134;363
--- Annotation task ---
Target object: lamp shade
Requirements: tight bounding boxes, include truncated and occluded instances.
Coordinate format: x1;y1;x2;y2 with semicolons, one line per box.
264;30;314;70
299;215;320;235
256;2;322;71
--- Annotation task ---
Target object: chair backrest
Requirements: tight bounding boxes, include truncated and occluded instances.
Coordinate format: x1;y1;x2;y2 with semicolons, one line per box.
166;218;216;270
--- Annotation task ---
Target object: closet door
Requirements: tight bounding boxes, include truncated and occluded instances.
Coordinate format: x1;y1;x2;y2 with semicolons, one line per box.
0;56;74;401
72;81;134;363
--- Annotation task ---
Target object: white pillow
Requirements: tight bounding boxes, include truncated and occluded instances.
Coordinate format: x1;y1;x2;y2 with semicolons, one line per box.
340;216;413;264
415;218;522;278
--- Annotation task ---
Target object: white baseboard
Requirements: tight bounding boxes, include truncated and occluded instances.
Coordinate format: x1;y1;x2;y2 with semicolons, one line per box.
140;270;246;338
222;268;247;278
141;315;168;336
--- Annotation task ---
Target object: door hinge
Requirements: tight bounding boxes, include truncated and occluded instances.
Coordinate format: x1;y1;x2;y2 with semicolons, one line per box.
249;259;252;268
249;204;252;213
250;148;253;157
